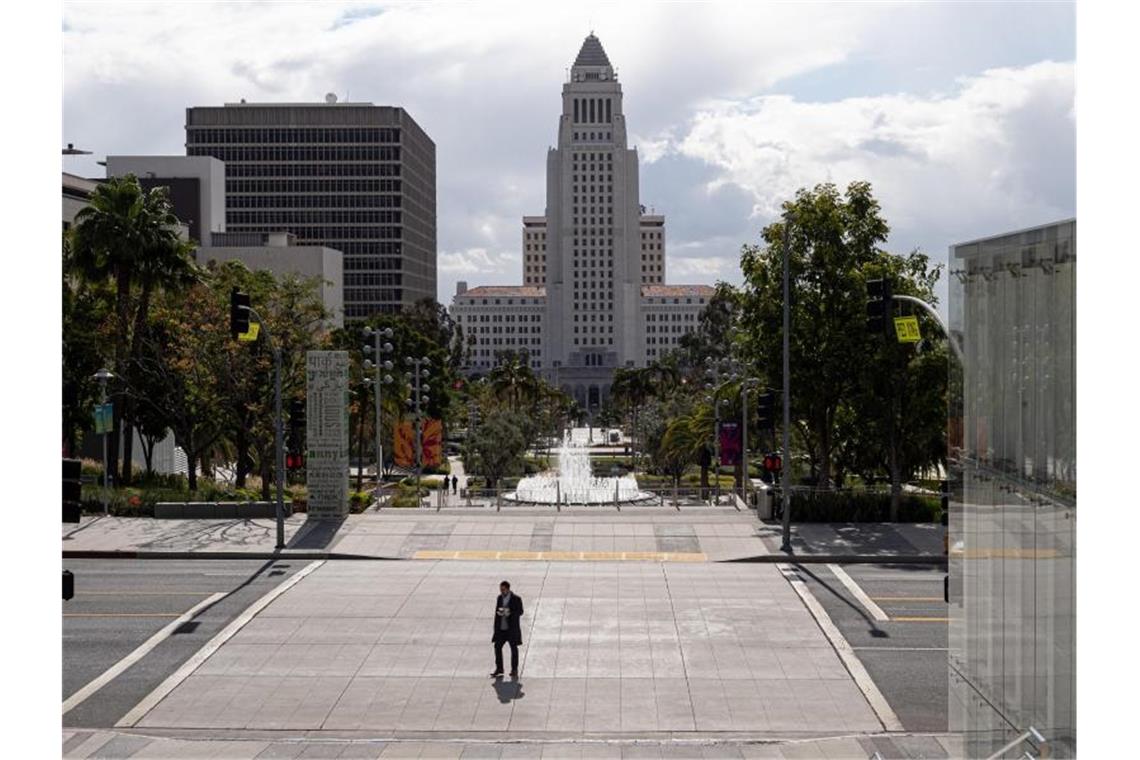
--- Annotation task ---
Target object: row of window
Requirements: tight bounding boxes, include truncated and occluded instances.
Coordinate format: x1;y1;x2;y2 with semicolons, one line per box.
572;97;613;125
571;174;613;183
201;159;402;178
191;146;402;163
573;132;612;142
226;179;403;194
344;287;401;302
188;127;400;144
646;313;694;321
228;210;402;225
226;224;402;240
344;273;402;286
457;314;541;323
574;326;614;334
575;337;614;346
572;152;613;164
227;195;401;209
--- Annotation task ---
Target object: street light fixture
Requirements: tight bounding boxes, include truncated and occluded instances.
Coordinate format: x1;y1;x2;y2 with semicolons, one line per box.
92;369;114;514
363;326;394;501
63;143;93;155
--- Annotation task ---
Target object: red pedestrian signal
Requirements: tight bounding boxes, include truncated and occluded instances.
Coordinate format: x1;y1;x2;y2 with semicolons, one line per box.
286;453;304;470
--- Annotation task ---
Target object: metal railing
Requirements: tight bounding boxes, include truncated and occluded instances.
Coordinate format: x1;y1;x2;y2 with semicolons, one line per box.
984;726;1048;760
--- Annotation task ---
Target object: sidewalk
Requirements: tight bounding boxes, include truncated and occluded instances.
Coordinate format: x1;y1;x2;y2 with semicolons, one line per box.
62;511;944;563
62;729;963;758
63;509;770;561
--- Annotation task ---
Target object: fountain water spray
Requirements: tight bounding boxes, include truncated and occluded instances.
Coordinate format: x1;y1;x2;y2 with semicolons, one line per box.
508;430;649;505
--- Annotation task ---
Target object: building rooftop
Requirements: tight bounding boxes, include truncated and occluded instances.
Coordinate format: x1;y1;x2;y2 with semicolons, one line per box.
641;285;716;298
455;286;547;298
574;34;612;68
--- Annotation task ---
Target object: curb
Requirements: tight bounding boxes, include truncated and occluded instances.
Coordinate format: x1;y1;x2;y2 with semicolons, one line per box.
726;554;946;565
61;550;402;561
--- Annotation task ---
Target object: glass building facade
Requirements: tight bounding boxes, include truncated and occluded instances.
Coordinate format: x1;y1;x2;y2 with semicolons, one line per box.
948;219;1076;758
186;103;436;318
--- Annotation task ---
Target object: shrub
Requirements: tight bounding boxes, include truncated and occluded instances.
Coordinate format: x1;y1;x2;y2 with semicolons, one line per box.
788;489;941;523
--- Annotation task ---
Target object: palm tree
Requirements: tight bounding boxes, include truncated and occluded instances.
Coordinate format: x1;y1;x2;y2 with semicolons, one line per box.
489;352;539;411
71;175;198;484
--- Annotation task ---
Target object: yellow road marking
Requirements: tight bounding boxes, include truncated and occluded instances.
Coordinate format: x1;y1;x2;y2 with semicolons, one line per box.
871;597;943;603
64;613;183;618
890;616;950;623
413;550;707;562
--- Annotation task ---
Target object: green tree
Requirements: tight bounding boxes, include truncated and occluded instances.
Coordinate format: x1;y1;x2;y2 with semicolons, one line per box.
739;181;890;489
70;175;199;484
62;232;112;456
489;351;539;411
462;409;530;490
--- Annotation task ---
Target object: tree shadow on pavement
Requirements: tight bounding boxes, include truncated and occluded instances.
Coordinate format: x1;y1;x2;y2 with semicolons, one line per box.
492;678;525;703
286;516;347;550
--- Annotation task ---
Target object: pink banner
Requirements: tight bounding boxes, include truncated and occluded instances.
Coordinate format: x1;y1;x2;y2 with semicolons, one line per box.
719;422;741;466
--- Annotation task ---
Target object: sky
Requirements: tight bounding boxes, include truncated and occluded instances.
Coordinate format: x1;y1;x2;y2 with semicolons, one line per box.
62;1;1075;311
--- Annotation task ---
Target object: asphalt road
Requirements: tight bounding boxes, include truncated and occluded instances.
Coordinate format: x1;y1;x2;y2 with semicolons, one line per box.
796;561;949;732
62;558;304;728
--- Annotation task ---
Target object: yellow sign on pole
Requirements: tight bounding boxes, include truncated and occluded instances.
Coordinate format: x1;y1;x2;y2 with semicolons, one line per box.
894;316;921;343
238;322;260;342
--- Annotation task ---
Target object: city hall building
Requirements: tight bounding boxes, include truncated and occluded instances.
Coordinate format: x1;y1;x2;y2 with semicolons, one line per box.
451;34;713;414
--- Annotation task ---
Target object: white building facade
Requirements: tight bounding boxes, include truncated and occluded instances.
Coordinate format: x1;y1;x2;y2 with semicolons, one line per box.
450;34;712;415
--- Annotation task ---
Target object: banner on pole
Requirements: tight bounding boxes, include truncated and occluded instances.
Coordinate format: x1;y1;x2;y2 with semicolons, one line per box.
394;421;415;468
719;422;741;466
394;419;444;468
422;419;442;467
93;403;113;435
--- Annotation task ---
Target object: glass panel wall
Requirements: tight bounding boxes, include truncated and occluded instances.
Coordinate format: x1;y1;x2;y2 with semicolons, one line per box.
948;220;1075;758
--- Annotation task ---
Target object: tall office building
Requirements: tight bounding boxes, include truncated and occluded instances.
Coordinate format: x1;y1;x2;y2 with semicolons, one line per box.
185;97;436;318
947;219;1076;758
451;34;712;415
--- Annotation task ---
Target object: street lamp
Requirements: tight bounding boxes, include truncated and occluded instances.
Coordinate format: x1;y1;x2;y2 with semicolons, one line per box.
62;143;93;155
740;377;761;506
362;326;394;500
92;369;114;514
403;356;432;496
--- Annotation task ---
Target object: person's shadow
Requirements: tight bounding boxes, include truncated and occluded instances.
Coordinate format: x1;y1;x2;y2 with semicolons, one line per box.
491;677;524;704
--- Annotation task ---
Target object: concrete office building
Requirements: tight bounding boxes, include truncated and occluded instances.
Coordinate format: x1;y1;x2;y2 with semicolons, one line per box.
451;34;712;414
185;97;436;319
105;155;227;244
947;219;1076;758
199;231;344;328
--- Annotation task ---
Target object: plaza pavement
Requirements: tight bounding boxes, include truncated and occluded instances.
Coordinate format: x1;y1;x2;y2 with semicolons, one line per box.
117;560;881;736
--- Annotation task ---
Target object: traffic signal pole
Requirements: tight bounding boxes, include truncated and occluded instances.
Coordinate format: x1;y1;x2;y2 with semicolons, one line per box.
232;291;285;551
780;217;793;553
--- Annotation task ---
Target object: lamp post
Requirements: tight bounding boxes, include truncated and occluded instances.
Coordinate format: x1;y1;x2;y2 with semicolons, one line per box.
404;356;432;495
93;369;114;514
363;326;394;500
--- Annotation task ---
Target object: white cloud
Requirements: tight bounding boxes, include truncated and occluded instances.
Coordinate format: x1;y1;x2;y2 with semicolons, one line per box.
673;61;1075;244
438;247;519;275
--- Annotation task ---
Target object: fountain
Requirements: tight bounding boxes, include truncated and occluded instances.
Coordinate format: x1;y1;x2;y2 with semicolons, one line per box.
506;430;652;505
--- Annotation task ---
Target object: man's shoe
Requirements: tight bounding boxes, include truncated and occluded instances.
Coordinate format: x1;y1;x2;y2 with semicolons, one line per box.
491;671;503;678
509;671;518;679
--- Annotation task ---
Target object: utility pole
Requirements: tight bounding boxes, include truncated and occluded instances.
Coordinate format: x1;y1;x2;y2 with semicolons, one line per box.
780;215;793;553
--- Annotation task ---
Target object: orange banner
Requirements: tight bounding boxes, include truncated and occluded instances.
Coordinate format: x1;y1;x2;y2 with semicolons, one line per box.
394;419;443;468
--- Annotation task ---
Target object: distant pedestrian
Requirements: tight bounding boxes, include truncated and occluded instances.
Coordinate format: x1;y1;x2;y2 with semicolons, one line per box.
491;580;523;679
451;475;458;494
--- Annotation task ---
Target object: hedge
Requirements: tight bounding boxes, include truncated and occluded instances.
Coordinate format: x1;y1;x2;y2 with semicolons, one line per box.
787;489;941;523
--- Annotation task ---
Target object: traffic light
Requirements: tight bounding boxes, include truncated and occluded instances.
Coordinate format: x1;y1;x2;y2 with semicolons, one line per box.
865;278;892;334
756;392;775;431
63;458;82;523
230;288;250;340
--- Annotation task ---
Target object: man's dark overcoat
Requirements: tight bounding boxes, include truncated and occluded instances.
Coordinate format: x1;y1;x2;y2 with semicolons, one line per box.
491;593;524;645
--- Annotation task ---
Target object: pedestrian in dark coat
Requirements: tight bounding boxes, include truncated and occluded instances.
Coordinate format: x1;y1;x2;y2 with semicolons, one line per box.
491;580;523;678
